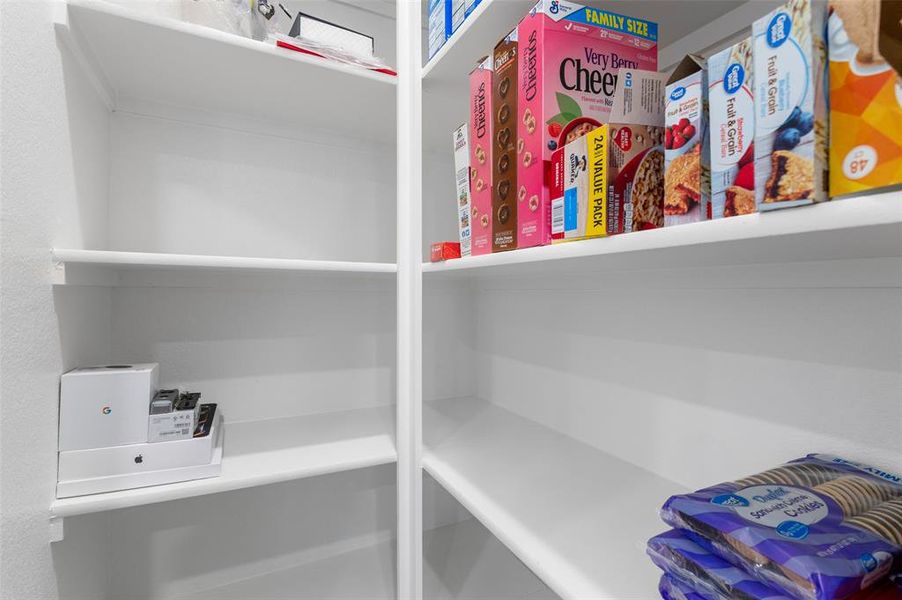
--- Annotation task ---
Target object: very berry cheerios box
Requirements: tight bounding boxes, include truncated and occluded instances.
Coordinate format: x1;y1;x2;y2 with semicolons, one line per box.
516;0;657;248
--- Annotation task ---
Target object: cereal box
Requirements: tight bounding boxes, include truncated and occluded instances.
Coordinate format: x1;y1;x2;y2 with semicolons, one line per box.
549;146;565;240
517;0;658;248
563;69;667;237
753;0;829;210
829;0;902;197
469;57;493;256
492;28;519;252
608;69;667;233
452;124;472;257
562;134;589;240
665;55;710;226
708;40;756;219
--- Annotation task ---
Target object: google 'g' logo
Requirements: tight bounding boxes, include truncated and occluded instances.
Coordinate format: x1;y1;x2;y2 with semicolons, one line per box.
101;406;112;415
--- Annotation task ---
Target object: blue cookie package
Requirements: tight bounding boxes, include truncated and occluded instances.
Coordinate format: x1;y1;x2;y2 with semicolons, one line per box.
660;574;708;600
648;529;792;599
660;454;902;600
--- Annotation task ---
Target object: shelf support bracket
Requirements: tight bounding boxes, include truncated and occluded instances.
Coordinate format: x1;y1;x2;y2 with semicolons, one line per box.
49;516;65;543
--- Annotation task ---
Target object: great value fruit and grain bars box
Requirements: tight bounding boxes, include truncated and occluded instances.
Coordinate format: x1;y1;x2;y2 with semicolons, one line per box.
452;124;472;257
708;39;756;218
469;57;493;256
492;28;519;252
828;0;902;197
516;0;658;248
753;0;828;210
665;55;710;226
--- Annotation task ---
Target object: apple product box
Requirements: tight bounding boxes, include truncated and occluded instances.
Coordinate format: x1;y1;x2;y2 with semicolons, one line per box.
828;0;902;197
709;39;756;218
492;28;519;252
469;57;494;255
452;124;472;256
517;0;658;247
753;0;829;210
665;55;710;225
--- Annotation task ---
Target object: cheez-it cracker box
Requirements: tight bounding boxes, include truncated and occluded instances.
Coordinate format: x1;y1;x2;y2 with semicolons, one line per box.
516;0;658;248
829;0;902;196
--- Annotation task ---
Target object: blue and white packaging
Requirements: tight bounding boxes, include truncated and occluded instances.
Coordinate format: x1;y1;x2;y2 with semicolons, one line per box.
660;454;902;600
648;529;792;600
428;0;447;59
464;0;481;19
660;574;711;600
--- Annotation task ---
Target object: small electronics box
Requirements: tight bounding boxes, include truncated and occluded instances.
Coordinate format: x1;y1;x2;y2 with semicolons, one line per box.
57;404;222;498
57;364;224;498
59;364;159;451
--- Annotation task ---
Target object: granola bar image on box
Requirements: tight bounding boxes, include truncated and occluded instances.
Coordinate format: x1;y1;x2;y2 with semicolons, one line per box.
664;144;701;215
724;186;756;216
764;150;814;202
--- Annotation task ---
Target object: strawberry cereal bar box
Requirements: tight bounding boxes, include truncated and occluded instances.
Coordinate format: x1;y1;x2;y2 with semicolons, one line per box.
665;54;710;226
517;0;658;248
469;56;493;256
708;39;756;218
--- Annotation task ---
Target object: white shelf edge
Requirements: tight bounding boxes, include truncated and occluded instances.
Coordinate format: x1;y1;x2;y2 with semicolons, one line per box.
423;192;902;274
51;407;398;518
51;249;397;281
64;0;397;90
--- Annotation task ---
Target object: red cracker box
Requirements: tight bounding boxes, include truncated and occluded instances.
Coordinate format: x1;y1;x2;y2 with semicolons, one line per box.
517;0;658;248
431;242;461;262
469;56;494;255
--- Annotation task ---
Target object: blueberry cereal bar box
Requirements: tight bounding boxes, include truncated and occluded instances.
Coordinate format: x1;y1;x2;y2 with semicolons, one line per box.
469;56;493;256
492;28;519;252
753;0;829;210
516;0;657;248
829;0;902;197
665;55;711;225
661;454;902;600
709;39;757;219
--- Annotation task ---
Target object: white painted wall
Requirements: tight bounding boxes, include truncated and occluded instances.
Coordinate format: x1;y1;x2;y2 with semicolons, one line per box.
468;260;902;489
1;0;113;597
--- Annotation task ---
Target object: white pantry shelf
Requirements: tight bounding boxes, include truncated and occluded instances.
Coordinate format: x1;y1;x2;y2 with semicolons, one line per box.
59;0;396;141
423;398;685;600
51;405;397;518
423;192;902;277
51;249;396;285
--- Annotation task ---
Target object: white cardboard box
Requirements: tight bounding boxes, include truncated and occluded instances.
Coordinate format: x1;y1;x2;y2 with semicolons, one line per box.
57;410;223;498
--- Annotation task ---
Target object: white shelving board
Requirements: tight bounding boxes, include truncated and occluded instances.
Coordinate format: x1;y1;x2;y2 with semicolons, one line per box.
423;398;686;600
59;0;396;141
424;192;902;277
51;249;396;286
52;405;397;517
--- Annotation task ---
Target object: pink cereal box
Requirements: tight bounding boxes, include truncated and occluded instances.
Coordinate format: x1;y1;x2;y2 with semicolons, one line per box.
469;56;493;256
517;0;658;248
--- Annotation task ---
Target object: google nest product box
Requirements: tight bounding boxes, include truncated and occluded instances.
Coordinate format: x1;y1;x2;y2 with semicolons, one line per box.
59;364;159;451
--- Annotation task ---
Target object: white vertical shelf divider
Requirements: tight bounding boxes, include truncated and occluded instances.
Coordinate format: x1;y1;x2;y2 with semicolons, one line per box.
396;0;424;598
